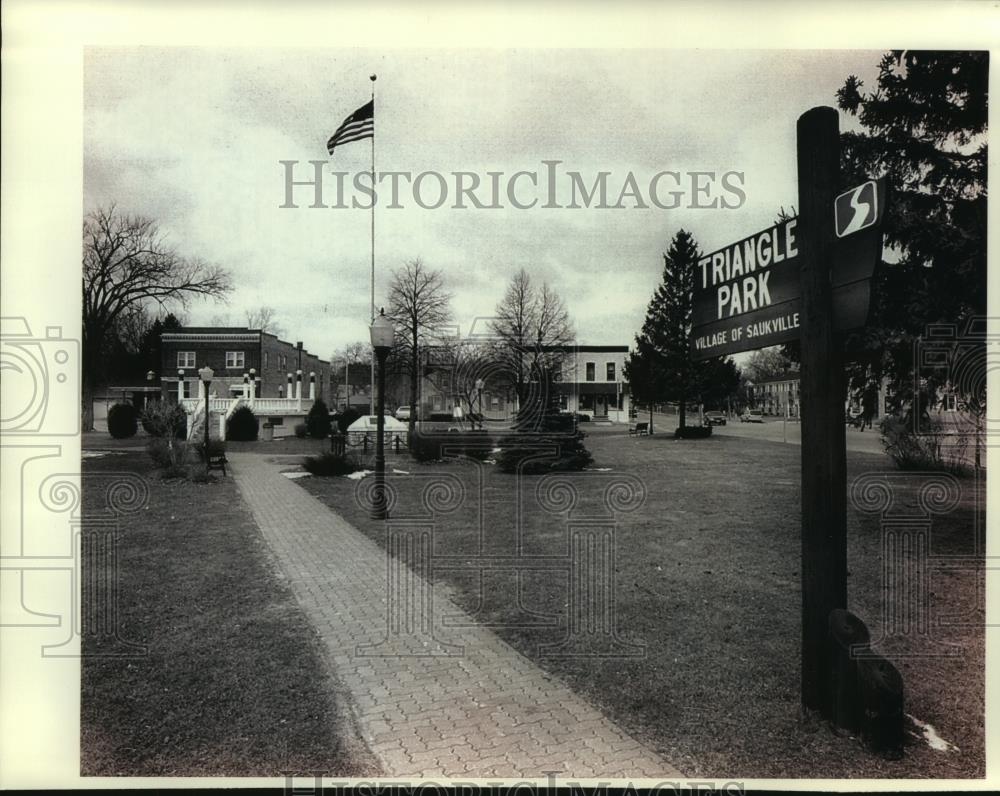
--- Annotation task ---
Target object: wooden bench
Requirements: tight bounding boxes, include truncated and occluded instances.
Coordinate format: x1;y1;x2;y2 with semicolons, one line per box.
206;451;228;476
628;421;649;436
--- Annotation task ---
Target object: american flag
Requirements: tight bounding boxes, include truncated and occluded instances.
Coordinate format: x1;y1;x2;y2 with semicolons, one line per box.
327;99;374;154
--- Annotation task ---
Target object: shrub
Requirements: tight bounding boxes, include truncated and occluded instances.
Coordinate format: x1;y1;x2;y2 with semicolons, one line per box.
146;437;193;472
306;399;333;439
187;462;217;483
674;425;713;439
192;438;227;460
496;434;593;473
410;430;493;463
141;401;187;439
226;405;259;441
497;383;592;474
107;403;138;438
302;451;363;477
294;422;308;438
337;407;362;434
880;415;954;471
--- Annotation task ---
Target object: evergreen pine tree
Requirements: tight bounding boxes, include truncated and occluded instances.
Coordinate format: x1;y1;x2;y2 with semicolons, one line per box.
306;399;332;439
836;51;987;408
626;229;735;430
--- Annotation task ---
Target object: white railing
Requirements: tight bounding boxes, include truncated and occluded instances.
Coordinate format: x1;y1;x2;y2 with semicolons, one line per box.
248;398;304;414
180;396;308;420
181;398;232;413
224;397;242;420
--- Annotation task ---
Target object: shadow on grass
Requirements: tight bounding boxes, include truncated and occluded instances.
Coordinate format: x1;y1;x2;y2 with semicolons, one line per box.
80;452;380;777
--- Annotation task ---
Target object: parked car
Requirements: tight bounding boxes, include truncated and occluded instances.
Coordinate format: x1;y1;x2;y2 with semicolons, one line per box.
740;410;764;423
395;405;413;421
703;410;727;426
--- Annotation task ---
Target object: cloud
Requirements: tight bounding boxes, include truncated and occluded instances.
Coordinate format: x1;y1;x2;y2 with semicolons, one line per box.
84;47;883;356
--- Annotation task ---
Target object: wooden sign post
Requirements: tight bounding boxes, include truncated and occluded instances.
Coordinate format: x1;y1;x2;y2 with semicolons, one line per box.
796;106;848;716
688;104;888;722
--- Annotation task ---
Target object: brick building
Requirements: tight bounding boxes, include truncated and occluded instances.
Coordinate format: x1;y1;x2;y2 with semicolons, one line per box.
159;328;332;401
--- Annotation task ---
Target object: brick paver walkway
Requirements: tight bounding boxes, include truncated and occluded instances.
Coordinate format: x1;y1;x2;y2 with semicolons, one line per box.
229;453;681;779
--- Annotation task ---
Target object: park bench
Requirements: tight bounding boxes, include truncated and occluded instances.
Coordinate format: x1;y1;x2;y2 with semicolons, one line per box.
203;444;228;476
628;421;649;436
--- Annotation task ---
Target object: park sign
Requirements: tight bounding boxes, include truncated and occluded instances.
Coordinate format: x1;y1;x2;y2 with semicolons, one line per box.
690;178;887;359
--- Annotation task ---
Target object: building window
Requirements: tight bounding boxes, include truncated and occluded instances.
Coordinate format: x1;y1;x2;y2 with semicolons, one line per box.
177;351;195;369
225;351;245;369
586;362;595;381
264;351;269;370
606;362;616;381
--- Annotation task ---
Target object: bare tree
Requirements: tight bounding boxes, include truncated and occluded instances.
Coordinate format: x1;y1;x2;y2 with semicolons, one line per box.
490;269;573;407
423;340;496;427
387;259;453;438
82;205;231;430
331;341;372;409
245;305;284;337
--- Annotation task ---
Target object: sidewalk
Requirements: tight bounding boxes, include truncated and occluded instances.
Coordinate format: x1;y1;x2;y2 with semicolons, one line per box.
228;453;681;779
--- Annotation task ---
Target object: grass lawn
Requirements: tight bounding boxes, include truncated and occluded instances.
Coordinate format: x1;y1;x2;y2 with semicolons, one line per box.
297;428;985;779
80;451;380;777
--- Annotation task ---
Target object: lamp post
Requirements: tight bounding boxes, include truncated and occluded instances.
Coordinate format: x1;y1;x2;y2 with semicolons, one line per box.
369;308;395;519
198;365;214;460
146;370;156;409
475;378;485;430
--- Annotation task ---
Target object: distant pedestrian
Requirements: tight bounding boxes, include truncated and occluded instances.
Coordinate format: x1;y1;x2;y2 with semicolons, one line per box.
860;383;877;431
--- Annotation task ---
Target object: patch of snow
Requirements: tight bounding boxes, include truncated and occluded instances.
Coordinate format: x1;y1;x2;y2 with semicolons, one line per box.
906;714;959;752
484;459;497;465
281;471;311;480
345;469;373;480
585;467;613;471
82;450;124;458
491;447;502;453
392;468;410;475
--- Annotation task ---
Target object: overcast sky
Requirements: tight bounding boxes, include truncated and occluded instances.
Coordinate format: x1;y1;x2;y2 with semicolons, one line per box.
84;48;881;360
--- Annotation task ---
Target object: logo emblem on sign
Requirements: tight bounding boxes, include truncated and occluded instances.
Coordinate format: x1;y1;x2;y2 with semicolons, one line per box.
834;180;878;238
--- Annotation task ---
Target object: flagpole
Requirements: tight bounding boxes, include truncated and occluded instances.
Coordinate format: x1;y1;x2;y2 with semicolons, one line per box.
369;74;377;415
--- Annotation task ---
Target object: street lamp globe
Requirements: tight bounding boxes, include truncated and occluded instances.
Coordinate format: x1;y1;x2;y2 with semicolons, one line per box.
475;378;485;391
146;370;156;382
370;308;394;352
198;366;214;383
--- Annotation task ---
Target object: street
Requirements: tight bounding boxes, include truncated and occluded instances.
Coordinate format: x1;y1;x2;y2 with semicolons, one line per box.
640;411;888;457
